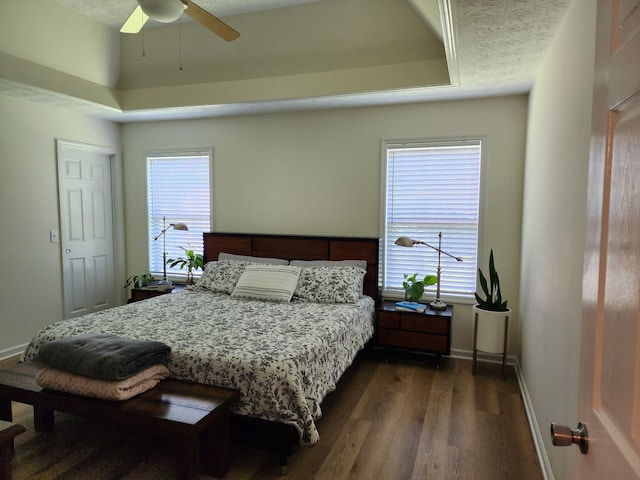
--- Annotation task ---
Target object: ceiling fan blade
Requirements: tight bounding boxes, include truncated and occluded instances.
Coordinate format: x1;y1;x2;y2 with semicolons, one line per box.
181;0;240;41
120;5;149;33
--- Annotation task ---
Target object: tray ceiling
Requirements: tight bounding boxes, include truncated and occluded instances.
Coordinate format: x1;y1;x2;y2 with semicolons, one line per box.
2;0;570;121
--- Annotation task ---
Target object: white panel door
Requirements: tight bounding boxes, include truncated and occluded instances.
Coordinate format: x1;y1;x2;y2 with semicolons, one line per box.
57;141;116;318
575;0;640;477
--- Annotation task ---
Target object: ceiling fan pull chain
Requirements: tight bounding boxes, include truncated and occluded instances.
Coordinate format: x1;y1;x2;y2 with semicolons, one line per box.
178;16;184;72
140;0;146;57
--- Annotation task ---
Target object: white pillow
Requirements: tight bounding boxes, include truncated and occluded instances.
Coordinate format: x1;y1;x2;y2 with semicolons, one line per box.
289;259;367;270
231;264;301;302
218;252;289;265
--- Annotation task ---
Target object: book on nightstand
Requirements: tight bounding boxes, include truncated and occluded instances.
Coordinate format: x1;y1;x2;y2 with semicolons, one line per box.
395;301;427;313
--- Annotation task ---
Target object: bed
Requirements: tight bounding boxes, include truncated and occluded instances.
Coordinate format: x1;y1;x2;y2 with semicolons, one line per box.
22;232;380;468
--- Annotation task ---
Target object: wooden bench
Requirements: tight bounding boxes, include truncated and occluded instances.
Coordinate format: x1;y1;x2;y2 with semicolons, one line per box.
0;362;239;480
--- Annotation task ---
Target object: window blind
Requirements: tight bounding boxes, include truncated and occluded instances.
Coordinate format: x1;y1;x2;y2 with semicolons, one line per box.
383;139;481;300
147;151;211;280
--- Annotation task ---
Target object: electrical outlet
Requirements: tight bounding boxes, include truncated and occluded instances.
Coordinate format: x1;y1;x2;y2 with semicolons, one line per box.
50;230;59;243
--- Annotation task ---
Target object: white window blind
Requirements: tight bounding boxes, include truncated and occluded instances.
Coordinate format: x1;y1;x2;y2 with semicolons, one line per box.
147;150;211;280
382;139;481;300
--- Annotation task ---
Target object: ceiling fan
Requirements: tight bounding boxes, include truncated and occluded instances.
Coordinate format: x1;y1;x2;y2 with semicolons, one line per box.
120;0;239;41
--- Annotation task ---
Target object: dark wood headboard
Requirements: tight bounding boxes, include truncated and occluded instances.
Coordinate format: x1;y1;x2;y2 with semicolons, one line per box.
203;232;380;303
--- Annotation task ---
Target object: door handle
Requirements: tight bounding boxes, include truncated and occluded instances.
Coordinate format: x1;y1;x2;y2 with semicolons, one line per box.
550;422;588;454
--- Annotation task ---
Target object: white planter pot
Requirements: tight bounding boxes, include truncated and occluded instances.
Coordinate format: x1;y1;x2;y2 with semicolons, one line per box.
473;305;511;354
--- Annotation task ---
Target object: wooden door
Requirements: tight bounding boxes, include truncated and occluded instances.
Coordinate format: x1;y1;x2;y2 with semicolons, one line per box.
57;140;117;319
578;0;640;477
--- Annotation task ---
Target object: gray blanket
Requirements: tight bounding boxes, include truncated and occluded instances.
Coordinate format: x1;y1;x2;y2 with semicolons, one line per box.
37;333;171;380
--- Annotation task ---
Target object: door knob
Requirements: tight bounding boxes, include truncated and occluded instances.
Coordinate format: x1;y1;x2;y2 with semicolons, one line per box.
550;422;588;454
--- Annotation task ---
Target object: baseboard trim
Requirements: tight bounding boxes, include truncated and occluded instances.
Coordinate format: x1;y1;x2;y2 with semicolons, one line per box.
513;358;554;480
450;349;553;480
0;343;27;363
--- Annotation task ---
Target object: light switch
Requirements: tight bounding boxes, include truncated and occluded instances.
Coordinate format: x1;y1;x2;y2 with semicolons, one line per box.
50;230;59;243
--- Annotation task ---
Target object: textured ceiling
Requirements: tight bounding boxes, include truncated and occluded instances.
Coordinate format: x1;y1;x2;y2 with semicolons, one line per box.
55;0;323;28
452;0;570;88
4;0;570;121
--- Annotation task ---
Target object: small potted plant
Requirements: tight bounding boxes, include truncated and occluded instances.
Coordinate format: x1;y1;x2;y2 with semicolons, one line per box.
167;246;204;284
473;249;510;357
402;272;438;302
124;273;155;289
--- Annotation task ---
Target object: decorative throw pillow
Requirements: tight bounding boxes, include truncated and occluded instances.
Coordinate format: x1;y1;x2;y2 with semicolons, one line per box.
192;259;249;294
231;264;301;302
293;266;366;304
289;259;368;295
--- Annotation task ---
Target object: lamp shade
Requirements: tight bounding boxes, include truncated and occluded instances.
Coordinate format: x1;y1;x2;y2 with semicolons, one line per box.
395;236;415;247
138;0;184;23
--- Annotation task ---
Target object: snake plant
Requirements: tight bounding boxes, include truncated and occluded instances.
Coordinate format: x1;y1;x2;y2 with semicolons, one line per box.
475;249;509;311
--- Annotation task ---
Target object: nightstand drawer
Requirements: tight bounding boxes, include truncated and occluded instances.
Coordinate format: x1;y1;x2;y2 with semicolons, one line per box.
401;315;448;334
378;329;448;352
376;301;453;368
378;311;400;329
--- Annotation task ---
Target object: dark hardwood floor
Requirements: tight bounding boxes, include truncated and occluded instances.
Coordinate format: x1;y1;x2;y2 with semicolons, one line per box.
7;351;542;479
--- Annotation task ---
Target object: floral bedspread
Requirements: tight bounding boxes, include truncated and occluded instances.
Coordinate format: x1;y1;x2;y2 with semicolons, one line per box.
22;289;375;446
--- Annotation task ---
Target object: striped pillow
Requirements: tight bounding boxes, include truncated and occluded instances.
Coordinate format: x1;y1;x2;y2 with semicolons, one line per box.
231;264;301;302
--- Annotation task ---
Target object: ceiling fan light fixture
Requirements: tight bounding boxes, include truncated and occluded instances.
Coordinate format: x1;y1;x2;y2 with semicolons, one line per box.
138;0;185;23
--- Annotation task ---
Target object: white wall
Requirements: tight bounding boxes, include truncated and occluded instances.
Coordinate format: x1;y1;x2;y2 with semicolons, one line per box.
520;0;597;477
0;93;120;355
121;95;527;354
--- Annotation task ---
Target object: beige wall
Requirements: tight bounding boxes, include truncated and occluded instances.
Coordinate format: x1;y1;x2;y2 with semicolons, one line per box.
0;1;121;356
0;0;119;87
121;95;527;355
521;0;597;477
0;93;120;355
0;91;527;360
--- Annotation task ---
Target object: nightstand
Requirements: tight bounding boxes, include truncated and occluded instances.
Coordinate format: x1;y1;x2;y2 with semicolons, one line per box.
129;285;185;303
377;300;453;369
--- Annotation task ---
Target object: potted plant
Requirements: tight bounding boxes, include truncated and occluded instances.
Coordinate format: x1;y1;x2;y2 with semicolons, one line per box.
124;273;155;289
402;272;438;302
473;249;511;362
474;249;508;312
167;246;204;284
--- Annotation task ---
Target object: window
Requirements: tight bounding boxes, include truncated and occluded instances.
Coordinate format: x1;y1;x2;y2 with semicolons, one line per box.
147;149;211;281
382;138;482;301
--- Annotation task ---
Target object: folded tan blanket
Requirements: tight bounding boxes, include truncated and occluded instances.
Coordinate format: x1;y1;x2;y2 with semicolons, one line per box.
35;364;170;401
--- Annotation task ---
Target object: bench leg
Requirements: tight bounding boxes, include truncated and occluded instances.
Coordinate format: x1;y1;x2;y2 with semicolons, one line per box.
0;402;15;457
0;423;26;480
33;407;54;432
0;400;12;422
201;414;232;478
175;435;198;480
0;441;14;480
